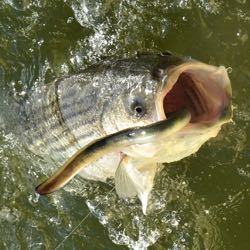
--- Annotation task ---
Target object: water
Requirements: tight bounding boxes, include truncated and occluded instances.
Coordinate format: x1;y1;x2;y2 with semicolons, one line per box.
0;0;249;249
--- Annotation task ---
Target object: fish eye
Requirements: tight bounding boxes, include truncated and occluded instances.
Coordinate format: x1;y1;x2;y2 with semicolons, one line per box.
130;98;146;118
135;106;143;114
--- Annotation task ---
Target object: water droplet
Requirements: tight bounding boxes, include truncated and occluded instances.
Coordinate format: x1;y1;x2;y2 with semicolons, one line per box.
38;39;44;46
67;17;74;24
204;209;209;214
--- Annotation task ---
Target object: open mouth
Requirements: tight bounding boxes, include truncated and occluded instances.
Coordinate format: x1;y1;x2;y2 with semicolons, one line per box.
160;62;232;124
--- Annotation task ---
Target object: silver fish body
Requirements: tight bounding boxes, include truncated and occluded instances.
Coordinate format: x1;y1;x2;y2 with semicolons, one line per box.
36;109;191;195
13;53;232;212
18;54;185;179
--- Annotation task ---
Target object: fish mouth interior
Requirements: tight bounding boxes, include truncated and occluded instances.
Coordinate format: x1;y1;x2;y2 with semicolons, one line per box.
162;63;231;124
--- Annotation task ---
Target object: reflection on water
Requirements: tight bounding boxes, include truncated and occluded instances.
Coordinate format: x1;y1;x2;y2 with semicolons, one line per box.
0;0;250;249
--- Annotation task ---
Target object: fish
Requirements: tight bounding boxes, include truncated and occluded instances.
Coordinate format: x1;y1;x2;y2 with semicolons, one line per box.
12;53;232;214
36;109;191;194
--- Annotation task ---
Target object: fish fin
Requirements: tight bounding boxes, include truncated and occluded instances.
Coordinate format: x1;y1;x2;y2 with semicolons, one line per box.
115;156;157;215
138;192;149;215
115;157;144;198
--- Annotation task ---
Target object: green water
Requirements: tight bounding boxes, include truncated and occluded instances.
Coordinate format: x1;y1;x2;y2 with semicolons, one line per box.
0;0;249;249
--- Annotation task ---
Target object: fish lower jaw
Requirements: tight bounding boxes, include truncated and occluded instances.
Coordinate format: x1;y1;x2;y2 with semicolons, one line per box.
157;126;222;164
121;123;222;165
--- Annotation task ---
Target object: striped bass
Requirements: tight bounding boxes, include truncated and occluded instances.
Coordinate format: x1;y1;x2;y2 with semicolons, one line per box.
11;53;232;213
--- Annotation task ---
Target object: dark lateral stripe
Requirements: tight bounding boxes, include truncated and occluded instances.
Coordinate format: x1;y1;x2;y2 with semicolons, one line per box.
24;109;96;152
30;127;94;154
26;87;81;149
37;93;95;119
52;133;95;153
39;121;95;148
29;115;97;149
29;119;71;146
28;87;97;133
29;106;95;136
32;100;82;126
31;113;96;145
25;80;98;149
30;129;77;152
28;119;67;144
30;130;69;148
33;84;79;116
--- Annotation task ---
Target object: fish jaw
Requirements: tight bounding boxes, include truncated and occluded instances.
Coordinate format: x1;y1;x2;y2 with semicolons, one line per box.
157;61;232;125
122;61;232;161
155;61;232;161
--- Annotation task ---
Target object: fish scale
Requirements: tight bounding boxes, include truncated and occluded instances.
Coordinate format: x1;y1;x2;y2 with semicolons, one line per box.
18;55;165;163
7;54;232;212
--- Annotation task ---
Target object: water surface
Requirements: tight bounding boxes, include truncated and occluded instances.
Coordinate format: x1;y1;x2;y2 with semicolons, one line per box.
0;1;249;249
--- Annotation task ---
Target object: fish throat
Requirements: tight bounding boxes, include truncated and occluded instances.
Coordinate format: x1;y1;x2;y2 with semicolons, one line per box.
161;63;231;125
164;73;205;123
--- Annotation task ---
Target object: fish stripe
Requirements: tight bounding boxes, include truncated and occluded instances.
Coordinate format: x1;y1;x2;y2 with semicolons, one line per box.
26;80;82;150
36;109;191;195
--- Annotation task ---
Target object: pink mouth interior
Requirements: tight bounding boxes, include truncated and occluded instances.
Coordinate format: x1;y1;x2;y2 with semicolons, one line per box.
163;70;230;123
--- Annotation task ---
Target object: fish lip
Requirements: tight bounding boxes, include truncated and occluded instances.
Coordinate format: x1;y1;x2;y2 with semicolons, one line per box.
156;61;232;127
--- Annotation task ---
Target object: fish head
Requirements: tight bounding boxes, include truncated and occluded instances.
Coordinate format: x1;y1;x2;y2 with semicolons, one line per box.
103;54;185;133
119;54;232;161
110;78;159;131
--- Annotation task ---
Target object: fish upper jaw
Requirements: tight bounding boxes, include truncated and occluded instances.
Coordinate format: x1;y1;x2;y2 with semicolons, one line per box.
156;61;232;129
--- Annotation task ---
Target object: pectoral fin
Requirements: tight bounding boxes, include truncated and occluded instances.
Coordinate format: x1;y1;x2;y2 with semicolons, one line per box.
115;156;157;214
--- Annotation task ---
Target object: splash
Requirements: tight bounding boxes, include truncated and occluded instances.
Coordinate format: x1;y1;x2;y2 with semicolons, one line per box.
0;0;248;249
